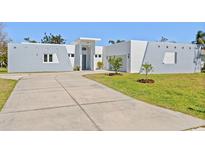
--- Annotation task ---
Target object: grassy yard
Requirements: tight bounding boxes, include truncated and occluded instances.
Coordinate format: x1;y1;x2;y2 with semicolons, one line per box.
85;73;205;119
0;78;17;110
0;67;7;74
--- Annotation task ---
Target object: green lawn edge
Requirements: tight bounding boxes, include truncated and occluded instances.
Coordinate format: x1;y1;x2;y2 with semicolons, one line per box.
84;73;205;120
0;78;17;111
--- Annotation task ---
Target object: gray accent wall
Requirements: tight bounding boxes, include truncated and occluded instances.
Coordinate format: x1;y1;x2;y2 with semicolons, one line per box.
8;43;73;73
142;42;201;73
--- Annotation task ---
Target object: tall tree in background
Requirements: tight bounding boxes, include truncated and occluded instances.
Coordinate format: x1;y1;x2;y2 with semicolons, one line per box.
24;33;66;44
108;40;125;44
0;23;10;67
24;37;37;43
41;33;65;44
195;30;205;45
160;36;168;42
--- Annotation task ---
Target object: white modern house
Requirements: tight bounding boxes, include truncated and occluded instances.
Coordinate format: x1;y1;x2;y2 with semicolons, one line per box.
8;37;202;73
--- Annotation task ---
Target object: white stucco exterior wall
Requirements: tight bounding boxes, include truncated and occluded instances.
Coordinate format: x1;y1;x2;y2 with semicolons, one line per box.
94;46;103;70
66;45;75;67
8;43;73;73
8;38;201;74
102;41;130;71
130;40;148;73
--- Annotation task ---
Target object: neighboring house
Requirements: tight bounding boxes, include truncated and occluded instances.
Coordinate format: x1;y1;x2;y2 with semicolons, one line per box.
8;37;202;73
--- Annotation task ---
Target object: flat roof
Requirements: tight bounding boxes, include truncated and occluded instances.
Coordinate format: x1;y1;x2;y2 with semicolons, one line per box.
75;37;101;44
78;37;101;41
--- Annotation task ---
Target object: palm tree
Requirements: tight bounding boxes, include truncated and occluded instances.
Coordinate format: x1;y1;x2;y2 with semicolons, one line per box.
108;40;125;44
108;40;115;44
196;31;205;45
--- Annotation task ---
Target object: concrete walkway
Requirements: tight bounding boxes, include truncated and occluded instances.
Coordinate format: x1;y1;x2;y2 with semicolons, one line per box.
0;71;204;130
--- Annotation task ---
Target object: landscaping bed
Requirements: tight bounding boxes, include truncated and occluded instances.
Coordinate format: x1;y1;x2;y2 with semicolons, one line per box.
84;73;205;119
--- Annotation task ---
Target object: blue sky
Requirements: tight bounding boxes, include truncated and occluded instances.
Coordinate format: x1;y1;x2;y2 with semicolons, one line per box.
5;22;205;45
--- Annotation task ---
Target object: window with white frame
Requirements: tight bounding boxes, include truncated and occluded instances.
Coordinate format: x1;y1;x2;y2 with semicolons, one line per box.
95;54;102;58
163;52;177;64
68;53;74;58
43;54;53;63
43;53;59;63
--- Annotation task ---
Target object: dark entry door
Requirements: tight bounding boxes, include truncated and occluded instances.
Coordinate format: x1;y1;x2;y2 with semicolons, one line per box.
82;55;86;70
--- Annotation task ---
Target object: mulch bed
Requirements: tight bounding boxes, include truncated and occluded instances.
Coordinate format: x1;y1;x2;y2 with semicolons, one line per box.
137;79;155;84
106;73;123;76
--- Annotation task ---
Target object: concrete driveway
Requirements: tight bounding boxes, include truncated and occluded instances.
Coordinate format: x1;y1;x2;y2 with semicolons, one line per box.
0;71;204;130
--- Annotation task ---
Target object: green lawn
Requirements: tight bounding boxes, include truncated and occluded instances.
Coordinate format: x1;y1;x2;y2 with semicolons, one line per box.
85;73;205;119
0;67;7;74
0;78;17;110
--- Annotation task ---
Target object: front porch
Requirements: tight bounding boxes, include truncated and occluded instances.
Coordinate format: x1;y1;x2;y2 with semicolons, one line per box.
74;37;101;71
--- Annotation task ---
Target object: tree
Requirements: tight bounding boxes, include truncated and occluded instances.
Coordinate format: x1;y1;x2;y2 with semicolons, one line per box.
195;30;205;45
41;33;65;44
24;33;66;44
0;23;10;67
108;40;125;44
141;63;153;78
24;37;37;43
108;40;115;44
160;36;168;42
108;56;123;74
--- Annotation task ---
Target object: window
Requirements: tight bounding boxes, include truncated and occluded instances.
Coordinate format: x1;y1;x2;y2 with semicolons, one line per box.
95;54;98;58
43;53;59;63
49;54;53;62
44;54;48;62
174;46;177;49
98;54;102;58
82;47;86;51
163;52;177;64
189;47;191;49
43;54;53;63
166;46;168;48
71;54;74;57
68;53;71;57
158;45;160;48
182;47;184;49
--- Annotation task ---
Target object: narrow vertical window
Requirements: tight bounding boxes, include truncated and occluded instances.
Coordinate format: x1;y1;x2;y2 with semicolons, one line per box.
49;54;53;62
44;54;48;62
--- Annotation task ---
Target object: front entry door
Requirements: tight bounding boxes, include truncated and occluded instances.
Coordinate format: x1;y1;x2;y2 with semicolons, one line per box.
82;55;86;70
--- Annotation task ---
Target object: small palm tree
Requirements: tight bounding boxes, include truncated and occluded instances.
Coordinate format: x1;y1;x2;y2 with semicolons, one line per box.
141;63;153;79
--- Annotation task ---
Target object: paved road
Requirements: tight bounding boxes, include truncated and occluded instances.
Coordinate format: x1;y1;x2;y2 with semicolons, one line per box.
0;71;204;130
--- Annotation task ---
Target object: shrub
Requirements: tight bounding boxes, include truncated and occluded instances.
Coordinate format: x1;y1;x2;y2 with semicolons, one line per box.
73;66;80;71
97;61;103;69
108;56;123;74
